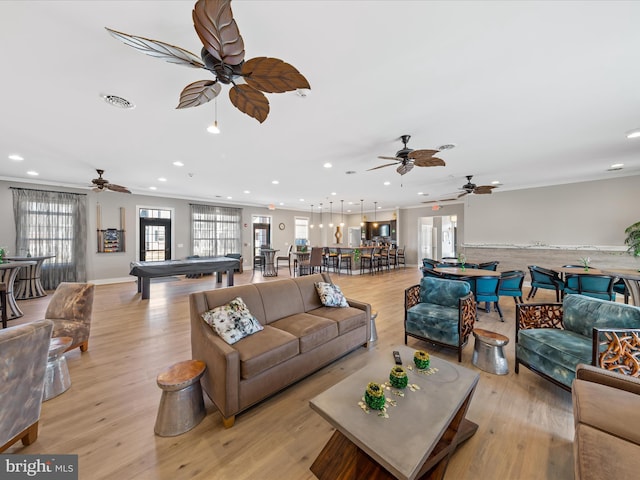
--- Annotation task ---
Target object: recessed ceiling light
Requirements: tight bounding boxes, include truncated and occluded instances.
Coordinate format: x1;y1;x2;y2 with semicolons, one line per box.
158;177;167;182
417;192;426;196
324;163;332;168
244;190;251;194
272;180;279;184
296;89;310;98
331;192;337;195
149;186;157;190
279;202;284;206
299;198;305;202
173;161;184;167
227;196;232;200
491;180;501;185
383;181;391;186
625;128;640;139
27;170;38;176
611;163;624;168
8;154;23;161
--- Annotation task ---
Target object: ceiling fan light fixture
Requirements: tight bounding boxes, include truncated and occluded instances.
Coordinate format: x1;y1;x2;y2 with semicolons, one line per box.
437;143;456;151
625;128;640;139
101;94;135;109
207;121;220;134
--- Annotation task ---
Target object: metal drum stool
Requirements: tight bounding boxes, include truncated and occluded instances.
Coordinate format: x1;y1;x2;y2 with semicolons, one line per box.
44;336;73;401
154;360;206;437
472;328;509;375
368;311;379;347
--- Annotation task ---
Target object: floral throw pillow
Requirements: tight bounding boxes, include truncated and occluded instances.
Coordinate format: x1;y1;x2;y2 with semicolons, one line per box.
201;297;263;345
315;281;349;308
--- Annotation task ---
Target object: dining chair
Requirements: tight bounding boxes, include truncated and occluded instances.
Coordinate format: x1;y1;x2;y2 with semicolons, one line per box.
474;276;504;321
0;282;7;329
421;267;445;279
478;261;499;271
388;247;398;268
338;248;353;275
299;247;323;276
422;258;438;270
527;265;565;302
613;278;630;304
564;274;616;301
276;245;293;275
378;247;390;272
498;270;525;304
396;247;406;268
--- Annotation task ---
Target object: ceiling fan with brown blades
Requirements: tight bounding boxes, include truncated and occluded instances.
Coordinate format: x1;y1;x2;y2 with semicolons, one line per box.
91;170;131;194
106;0;310;123
422;175;497;204
368;135;446;176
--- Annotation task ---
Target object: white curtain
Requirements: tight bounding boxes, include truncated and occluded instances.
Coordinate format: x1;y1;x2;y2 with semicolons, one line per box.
190;204;242;256
12;188;87;288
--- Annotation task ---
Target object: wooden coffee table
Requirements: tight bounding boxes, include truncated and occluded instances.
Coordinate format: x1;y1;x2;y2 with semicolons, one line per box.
309;345;479;480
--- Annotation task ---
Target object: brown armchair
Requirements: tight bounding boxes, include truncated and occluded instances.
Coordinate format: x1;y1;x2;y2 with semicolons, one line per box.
45;282;95;353
572;364;640;480
0;319;53;452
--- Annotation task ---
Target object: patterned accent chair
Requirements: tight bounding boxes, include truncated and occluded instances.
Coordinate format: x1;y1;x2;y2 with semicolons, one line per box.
516;294;640;390
0;319;53;452
572;364;640;480
404;276;476;362
45;282;95;353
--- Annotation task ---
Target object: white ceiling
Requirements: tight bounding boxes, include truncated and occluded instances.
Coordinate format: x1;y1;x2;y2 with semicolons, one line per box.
1;1;639;215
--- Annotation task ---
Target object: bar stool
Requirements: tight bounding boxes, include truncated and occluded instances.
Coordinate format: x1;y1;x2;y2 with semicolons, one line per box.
338;248;352;275
44;336;73;401
154;360;206;436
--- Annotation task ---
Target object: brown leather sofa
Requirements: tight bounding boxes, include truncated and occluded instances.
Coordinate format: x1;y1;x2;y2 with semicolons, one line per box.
572;364;640;479
190;273;371;427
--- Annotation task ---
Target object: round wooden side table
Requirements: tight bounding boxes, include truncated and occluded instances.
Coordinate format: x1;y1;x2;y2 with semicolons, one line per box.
154;360;206;436
472;328;509;375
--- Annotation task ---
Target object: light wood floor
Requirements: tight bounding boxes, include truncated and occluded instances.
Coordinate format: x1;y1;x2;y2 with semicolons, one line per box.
7;267;575;479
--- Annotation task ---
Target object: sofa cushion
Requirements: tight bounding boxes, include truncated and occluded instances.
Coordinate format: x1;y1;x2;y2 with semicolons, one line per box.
517;328;592;387
315;281;348;307
406;303;461;346
203;285;266;324
293;274;326;311
255;280;305;324
271;313;339;353
563;294;640;337
201;297;264;345
233;326;299;379
420;277;470;308
308;306;367;335
573;378;640;445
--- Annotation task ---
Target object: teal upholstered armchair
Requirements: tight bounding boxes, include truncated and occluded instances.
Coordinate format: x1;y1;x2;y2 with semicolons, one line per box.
527;265;565;301
404;276;476;362
516;294;640;390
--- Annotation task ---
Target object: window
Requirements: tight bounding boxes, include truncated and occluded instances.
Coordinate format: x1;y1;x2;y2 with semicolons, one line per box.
295;217;309;246
191;204;242;256
12;188;87;288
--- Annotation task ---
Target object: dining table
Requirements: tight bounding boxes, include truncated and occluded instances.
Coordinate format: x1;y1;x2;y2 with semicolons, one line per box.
599;268;640;307
434;267;501;278
552;266;604;277
5;255;55;299
0;261;37;319
261;249;279;277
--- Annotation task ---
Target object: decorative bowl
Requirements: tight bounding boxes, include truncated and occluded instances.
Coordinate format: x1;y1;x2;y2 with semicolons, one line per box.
364;382;386;410
389;366;409;388
414;350;430;370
